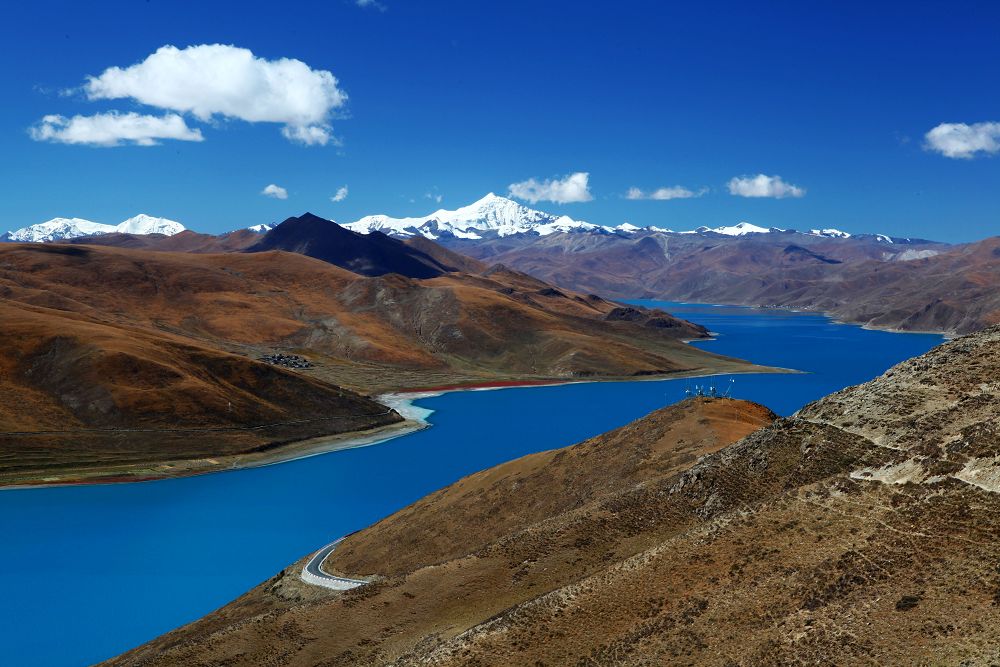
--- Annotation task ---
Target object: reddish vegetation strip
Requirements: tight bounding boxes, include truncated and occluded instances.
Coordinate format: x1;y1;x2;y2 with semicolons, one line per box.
403;379;580;392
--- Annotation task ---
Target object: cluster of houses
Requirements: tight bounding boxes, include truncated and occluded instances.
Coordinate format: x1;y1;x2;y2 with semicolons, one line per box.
259;353;313;369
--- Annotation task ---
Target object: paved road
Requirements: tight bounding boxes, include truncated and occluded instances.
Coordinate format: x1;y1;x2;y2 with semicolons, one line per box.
300;537;367;590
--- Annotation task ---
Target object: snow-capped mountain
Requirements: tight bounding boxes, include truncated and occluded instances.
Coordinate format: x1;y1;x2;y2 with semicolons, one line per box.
2;214;185;243
685;222;775;236
686;223;854;239
342;194;881;243
809;228;851;239
2;218;114;243
115;214;185;236
247;224;274;233
344;193;598;239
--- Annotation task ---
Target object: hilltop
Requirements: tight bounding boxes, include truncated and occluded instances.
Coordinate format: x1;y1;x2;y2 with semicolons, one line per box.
104;325;1000;665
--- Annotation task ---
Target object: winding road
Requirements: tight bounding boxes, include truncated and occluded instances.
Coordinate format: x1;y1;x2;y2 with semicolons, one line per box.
300;537;368;590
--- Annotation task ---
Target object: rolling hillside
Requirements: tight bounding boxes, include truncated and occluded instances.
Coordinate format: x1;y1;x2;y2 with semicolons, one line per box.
104;326;1000;665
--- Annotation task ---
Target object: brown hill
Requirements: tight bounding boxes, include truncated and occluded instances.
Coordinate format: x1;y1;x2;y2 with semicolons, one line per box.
441;230;1000;334
105;326;1000;665
0;297;402;486
65;229;263;253
0;242;761;485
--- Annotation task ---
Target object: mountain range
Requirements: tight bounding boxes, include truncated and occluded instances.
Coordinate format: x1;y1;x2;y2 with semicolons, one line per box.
13;193;1000;333
342;192;883;242
10;196;999;335
2;214;185;242
104;325;1000;666
338;194;1000;335
339;195;1000;335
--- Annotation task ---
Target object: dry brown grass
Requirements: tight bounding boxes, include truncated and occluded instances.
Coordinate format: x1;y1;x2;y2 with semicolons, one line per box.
0;242;764;484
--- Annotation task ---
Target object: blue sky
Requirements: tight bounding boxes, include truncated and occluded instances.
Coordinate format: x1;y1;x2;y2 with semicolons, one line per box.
1;0;998;241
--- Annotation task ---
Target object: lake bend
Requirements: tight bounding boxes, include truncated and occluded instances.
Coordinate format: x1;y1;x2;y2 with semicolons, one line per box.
0;302;944;666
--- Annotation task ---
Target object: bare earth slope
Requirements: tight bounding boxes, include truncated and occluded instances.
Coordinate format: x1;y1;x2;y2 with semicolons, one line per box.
106;326;1000;665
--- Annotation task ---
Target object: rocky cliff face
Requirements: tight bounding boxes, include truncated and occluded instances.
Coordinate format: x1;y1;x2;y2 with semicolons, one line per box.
104;327;1000;666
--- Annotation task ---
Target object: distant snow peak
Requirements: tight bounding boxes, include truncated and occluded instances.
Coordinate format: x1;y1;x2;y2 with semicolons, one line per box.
115;214;185;236
809;228;851;239
686;221;773;236
2;214;184;243
344;192;598;240
247;224;274;233
3;217;112;243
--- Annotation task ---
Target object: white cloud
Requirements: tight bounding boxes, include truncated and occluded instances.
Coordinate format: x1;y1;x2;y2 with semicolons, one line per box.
82;44;347;145
261;184;288;200
282;124;337;147
424;192;443;203
626;185;705;200
356;0;386;10
330;185;349;202
925;122;1000;159
508;171;593;204
29;112;203;146
727;174;805;198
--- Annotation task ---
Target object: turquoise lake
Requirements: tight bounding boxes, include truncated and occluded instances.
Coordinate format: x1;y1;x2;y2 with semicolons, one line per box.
0;303;945;666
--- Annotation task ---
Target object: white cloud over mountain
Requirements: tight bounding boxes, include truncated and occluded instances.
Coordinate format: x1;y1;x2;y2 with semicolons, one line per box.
32;44;345;147
727;174;805;198
508;172;593;204
261;184;288;199
29;112;203;146
331;185;349;202
626;185;705;200
925;122;1000;159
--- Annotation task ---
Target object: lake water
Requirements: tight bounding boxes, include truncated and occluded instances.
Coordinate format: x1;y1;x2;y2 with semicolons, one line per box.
0;303;944;666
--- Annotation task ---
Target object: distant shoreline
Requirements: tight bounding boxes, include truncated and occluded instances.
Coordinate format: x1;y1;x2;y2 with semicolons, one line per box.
632;298;958;338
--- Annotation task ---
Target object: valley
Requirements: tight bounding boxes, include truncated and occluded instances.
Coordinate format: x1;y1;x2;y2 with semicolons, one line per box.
6;8;997;667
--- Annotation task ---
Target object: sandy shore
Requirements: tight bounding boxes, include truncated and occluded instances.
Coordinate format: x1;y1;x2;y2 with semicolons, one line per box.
1;418;427;490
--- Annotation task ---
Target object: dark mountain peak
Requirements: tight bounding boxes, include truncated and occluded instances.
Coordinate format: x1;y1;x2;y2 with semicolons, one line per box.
291;211;331;224
247;213;452;279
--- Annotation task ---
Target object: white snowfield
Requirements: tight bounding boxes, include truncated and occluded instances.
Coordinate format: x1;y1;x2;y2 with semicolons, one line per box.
809;228;852;238
3;214;185;242
684;221;774;236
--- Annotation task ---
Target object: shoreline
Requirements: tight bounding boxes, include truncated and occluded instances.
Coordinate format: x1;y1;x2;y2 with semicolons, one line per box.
2;364;789;491
0;418;427;491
